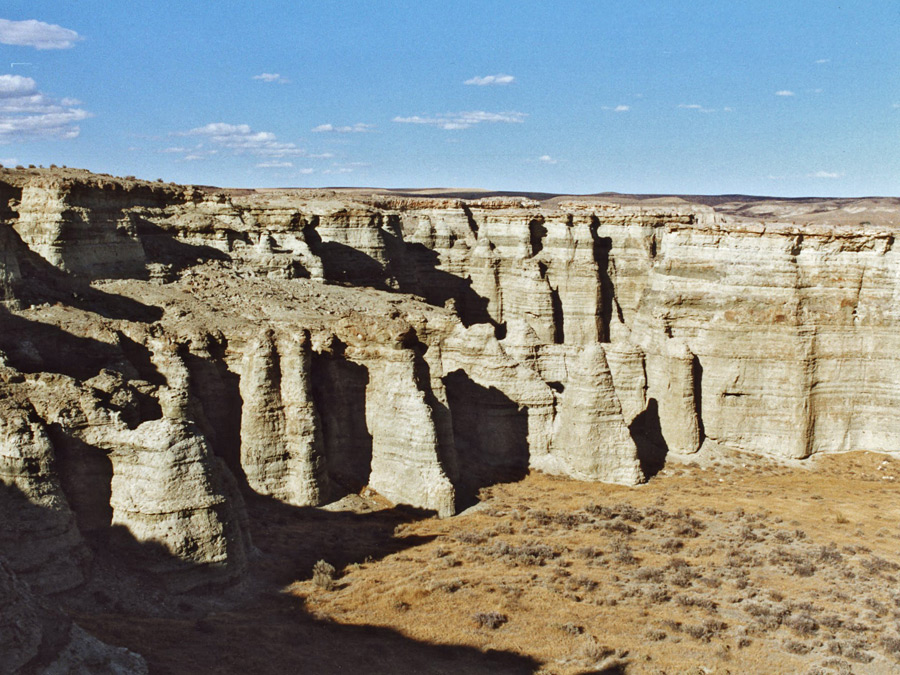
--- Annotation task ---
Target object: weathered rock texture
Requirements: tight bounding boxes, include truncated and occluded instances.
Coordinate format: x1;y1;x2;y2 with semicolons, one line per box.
0;557;147;675
1;167;899;618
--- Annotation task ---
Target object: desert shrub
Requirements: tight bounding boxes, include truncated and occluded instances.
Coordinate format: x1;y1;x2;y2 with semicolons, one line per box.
429;578;464;593
575;546;603;560
646;588;671;604
793;561;817;577
784;614;818;636
676;595;718;612
482;541;558;566
567;575;598;592
646;628;667;641
560;622;584;635
603;520;636;535
660;538;684;552
455;531;486;544
552;512;589;528
634;567;665;583
861;555;900;575
473;611;508;629
817;543;843;564
312;559;337;589
881;635;900;658
683;619;728;642
783;639;812;655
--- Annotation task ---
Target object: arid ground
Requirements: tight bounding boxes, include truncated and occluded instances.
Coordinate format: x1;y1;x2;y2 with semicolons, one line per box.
74;450;900;674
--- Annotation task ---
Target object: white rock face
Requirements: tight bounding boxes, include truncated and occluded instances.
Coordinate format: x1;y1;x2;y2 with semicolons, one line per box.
0;398;89;594
364;345;456;517
550;345;643;483
13;182;147;278
5;168;900;578
239;329;329;506
99;417;251;590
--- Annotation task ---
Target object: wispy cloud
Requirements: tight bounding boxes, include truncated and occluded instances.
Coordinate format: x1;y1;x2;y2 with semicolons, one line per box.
815;59;830;64
0;18;82;49
253;73;289;84
256;161;293;168
602;105;630;112
0;74;91;141
464;74;515;86
538;155;558;164
179;122;307;157
678;103;716;113
311;123;374;133
893;103;900;109
775;90;795;97
0;157;17;165
393;110;526;130
809;170;843;179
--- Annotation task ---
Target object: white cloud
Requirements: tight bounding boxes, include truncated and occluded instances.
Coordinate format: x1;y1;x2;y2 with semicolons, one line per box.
809;170;843;179
602;105;630;112
775;90;795;96
0;74;91;141
815;59;830;64
298;168;314;174
678;103;716;113
0;19;82;49
464;74;515;86
538;155;558;164
311;123;374;133
256;161;292;168
0;157;17;165
253;73;289;84
393;110;527;130
893;103;900;109
180;122;307;157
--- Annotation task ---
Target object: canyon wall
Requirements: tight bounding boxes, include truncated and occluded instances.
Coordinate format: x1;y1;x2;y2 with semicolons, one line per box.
1;168;899;605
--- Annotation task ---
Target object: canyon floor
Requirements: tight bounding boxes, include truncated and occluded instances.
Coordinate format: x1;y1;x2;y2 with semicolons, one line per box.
72;450;900;675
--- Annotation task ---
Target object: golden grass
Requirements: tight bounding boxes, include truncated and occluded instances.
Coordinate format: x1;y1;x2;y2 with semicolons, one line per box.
294;452;900;674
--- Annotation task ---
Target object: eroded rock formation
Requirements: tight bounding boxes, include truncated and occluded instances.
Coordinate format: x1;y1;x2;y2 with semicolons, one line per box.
1;167;899;659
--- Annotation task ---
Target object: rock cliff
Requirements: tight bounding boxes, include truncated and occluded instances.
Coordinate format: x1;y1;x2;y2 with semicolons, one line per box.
1;168;899;646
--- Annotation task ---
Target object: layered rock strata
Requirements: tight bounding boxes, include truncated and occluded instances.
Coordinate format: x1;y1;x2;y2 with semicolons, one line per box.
1;167;899;609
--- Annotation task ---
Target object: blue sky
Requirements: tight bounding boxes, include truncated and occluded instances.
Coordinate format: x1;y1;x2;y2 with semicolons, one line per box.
0;1;897;196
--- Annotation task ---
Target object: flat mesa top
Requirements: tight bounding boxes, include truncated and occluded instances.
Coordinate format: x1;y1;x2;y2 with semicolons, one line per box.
2;166;899;227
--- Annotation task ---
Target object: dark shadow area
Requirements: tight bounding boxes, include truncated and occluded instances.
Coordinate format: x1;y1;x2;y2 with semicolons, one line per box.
1;223;161;324
310;344;373;495
629;398;668;479
693;356;706;446
444;370;530;510
528;219;546;257
0;310;158;382
181;343;246;482
549;285;565;344
393;240;498;328
68;484;538;673
589;224;622;343
575;665;629;675
134;218;230;276
51;431;114;536
78;591;539;675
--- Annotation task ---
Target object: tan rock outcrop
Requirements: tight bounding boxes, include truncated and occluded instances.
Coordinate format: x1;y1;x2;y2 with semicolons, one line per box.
550;345;643;484
0;397;89;594
239;329;329;506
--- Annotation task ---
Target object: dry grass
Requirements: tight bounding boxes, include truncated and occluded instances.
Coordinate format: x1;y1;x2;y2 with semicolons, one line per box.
72;451;900;674
291;451;900;674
